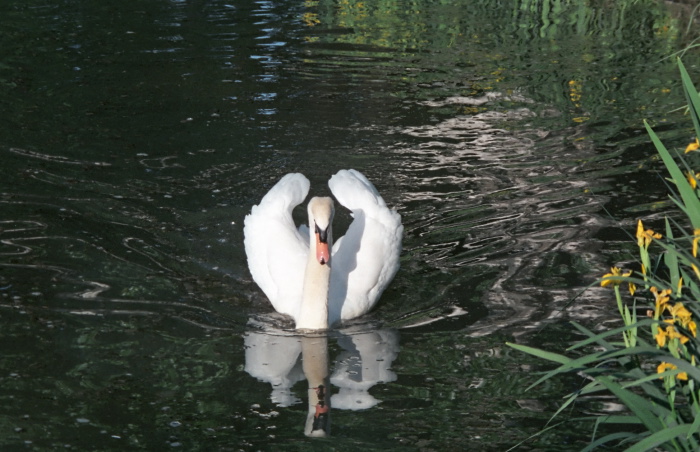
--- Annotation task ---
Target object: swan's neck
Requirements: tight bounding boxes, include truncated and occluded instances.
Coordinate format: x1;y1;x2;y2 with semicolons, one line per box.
297;197;334;330
297;243;331;330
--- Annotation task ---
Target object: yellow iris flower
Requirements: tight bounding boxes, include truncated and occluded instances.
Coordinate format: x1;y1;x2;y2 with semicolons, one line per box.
655;322;690;346
693;229;700;257
636;220;661;248
657;362;688;380
685;137;700;153
654;296;697;347
650;287;671;315
601;267;632;288
668;302;692;323
668;302;697;338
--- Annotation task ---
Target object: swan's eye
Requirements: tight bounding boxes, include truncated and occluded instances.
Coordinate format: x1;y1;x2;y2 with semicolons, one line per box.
314;222;328;243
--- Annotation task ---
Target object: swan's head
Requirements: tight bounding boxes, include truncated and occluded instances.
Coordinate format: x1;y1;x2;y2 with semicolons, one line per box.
308;197;334;266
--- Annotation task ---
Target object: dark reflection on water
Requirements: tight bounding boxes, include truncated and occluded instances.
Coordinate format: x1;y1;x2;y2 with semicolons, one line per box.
1;0;699;449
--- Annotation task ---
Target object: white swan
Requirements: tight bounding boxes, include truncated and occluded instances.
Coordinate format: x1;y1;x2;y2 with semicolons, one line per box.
243;169;403;330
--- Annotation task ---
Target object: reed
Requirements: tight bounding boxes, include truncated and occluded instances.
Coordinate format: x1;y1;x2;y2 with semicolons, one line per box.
508;58;700;451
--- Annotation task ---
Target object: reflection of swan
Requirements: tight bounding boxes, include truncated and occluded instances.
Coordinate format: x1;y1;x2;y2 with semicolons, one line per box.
330;330;399;410
244;332;304;407
244;169;403;329
301;335;331;437
244;327;400;423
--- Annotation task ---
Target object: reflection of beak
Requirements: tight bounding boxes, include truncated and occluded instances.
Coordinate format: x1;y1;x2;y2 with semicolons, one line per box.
315;230;330;265
302;335;331;437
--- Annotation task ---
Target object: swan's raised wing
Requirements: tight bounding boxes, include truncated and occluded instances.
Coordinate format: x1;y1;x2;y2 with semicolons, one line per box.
244;173;310;319
328;169;403;323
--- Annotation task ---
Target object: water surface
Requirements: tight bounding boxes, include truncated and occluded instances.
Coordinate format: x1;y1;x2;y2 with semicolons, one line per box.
1;0;699;449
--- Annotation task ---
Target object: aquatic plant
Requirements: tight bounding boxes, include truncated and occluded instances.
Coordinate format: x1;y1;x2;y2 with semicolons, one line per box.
508;58;700;451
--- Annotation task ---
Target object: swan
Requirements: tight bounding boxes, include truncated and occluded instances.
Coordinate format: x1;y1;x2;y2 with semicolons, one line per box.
243;169;403;330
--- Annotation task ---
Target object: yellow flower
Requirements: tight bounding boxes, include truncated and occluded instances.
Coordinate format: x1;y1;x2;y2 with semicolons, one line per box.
651;286;671;315
601;267;631;287
685;137;700;153
655;326;668;347
669;302;692;323
658;361;674;373
670;325;688;345
628;282;637;296
667;301;697;338
636;220;661;248
693;229;700;257
657;362;688;380
687;172;700;189
656;323;689;346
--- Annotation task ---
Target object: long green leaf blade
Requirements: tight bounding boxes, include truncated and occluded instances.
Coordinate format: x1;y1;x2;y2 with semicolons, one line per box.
567;319;655;351
625;424;691;452
664;218;681;293
596;376;665;433
505;342;571;365
645;120;700;229
582;432;638;452
679;57;700;138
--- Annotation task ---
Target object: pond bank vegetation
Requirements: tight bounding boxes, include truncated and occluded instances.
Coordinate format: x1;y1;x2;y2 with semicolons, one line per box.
509;58;700;451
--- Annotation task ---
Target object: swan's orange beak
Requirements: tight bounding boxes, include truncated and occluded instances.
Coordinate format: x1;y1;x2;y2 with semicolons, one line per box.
315;232;330;266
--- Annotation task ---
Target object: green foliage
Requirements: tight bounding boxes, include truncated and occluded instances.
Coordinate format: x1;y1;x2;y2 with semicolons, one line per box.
508;58;700;450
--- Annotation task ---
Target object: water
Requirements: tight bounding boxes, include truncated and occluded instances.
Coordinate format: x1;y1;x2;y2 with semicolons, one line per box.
1;0;699;449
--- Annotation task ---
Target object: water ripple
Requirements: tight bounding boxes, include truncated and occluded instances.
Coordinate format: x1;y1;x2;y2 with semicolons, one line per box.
380;93;626;334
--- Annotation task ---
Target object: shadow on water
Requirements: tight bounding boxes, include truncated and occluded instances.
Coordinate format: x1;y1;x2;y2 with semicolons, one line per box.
1;0;700;449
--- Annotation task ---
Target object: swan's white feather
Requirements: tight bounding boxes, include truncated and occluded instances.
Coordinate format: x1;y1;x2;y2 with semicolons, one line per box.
243;173;310;319
244;169;402;327
328;169;403;324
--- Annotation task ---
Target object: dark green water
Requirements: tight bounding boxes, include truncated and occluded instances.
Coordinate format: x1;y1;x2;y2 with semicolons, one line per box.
1;0;699;450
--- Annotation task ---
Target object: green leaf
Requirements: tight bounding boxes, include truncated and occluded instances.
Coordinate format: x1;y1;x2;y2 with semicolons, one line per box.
582;431;638;452
567;319;655;351
664;218;681;294
679;57;700;139
625;424;692;452
542;379;610;427
503;420;569;452
688;412;700;440
645;120;700;229
505;342;570;365
652;235;693;268
595;376;665;434
569;321;614;349
523;345;663;390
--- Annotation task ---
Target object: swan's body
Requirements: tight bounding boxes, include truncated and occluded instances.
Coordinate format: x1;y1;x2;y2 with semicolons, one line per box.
243;169;402;330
